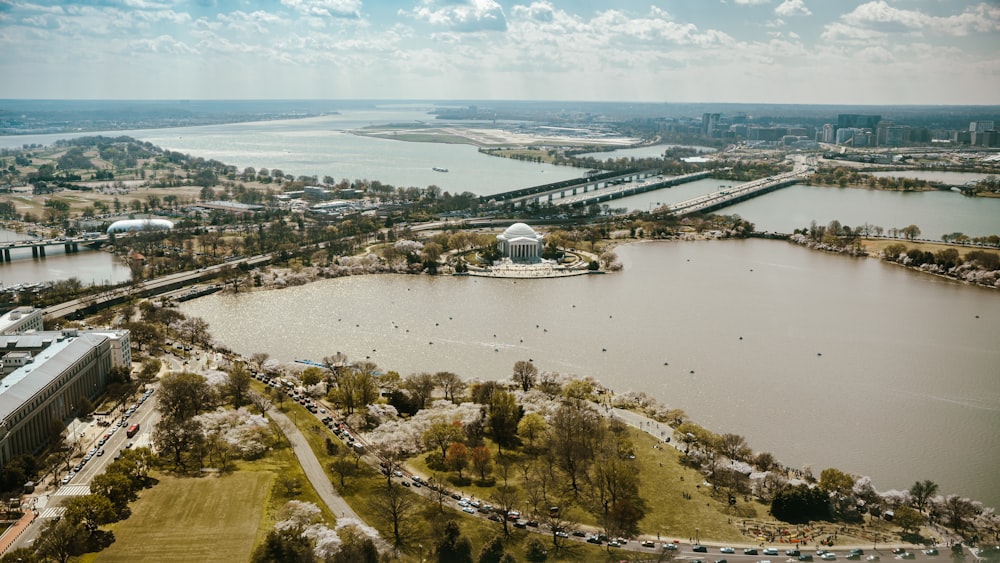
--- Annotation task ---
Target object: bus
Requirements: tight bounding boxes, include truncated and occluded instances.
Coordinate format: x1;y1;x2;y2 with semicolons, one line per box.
126;424;140;438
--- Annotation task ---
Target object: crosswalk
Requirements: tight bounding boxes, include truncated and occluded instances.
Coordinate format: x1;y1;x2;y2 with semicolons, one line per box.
38;507;66;519
54;485;90;497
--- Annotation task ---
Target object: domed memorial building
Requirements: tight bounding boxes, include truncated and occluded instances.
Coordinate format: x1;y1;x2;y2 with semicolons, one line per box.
496;223;544;263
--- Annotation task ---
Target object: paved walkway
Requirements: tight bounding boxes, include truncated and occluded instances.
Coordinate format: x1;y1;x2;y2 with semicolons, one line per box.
0;510;35;556
267;406;388;549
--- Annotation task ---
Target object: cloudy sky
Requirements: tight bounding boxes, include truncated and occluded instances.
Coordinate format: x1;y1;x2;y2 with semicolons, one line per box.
1;0;998;104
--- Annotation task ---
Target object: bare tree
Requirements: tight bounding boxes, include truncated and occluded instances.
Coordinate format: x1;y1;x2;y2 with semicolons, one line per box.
369;483;418;547
512;360;538;392
434;371;465;402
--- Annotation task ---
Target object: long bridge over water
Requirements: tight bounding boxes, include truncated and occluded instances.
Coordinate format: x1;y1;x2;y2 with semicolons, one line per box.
667;169;810;217
0;234;110;262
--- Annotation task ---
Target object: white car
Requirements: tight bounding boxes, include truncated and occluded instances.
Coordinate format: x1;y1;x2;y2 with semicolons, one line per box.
462;506;475;514
721;548;736;554
822;554;837;561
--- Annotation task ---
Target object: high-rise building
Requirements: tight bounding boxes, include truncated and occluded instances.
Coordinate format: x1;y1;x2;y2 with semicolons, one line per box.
702;113;721;137
838;114;881;130
969;121;994;132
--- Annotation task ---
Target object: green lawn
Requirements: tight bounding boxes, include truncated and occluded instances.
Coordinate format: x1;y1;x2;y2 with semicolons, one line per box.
93;472;273;563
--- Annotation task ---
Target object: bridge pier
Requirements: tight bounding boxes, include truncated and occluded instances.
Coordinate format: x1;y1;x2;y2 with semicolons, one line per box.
2;249;8;262
32;247;38;258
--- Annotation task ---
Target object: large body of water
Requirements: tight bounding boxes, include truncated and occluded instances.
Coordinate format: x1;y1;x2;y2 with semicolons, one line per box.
0;229;131;288
6;113;1000;509
1;109;585;197
180;240;1000;510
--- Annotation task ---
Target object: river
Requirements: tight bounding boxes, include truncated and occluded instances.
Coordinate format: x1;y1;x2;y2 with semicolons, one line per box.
179;239;1000;510
0;229;131;288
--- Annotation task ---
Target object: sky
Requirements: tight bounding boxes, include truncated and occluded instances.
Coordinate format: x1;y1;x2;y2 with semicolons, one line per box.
0;0;998;104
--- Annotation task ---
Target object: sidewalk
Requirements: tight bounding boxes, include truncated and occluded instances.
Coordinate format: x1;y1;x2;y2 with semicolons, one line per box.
0;510;36;556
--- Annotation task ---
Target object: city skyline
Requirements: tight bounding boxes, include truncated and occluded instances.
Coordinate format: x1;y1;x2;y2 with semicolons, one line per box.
0;0;998;104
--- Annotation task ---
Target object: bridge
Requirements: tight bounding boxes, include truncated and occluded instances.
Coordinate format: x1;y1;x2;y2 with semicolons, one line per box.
481;169;645;203
538;170;714;208
667;170;809;217
0;234;110;262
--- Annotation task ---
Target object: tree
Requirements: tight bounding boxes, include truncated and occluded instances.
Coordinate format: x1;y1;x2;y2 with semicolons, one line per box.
446;442;469;480
89;472;138;514
330;452;358;488
478;534;506;563
819;467;855;497
34;519;86;563
716;433;750;461
122;320;163;352
251;526;314;563
153;416;204;470
901;224;921;241
490;484;521;537
471;445;493;481
525;537;548;562
424;421;466;458
512;360;538;392
547;400;603;492
940;495;977;532
157;371;212;421
404;372;437;410
227;362;253;409
893;505;925;535
63;494;119;532
178;316;211;348
488;390;521;454
909;480;939;513
771;484;829;523
436;520;473;563
330;526;379;563
369;483;417;547
517;413;548;451
435;371;466;402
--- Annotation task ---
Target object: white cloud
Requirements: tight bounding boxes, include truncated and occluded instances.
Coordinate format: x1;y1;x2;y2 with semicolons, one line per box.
821;21;887;42
775;0;811;17
405;0;507;32
279;0;361;19
842;1;1000;37
732;0;770;5
130;34;199;55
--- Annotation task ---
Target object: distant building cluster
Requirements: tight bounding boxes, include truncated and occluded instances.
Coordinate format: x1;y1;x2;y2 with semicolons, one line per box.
0;307;131;467
690;111;998;149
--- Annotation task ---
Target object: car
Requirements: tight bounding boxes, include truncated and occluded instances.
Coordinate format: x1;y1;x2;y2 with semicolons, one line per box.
526;520;539;527
799;555;814;561
898;554;915;560
401;480;410;487
866;557;880;562
765;549;779;556
572;531;586;538
850;550;865;556
694;545;708;553
642;540;656;548
891;549;905;555
716;559;728;563
787;550;802;557
96;449;104;456
923;549;939;556
451;493;461;500
61;475;71;484
664;544;678;551
513;521;527;529
393;470;403;477
457;499;468;507
608;540;620;548
847;555;861;561
488;514;501;522
555;531;569;538
587;536;602;545
746;549;760;556
821;553;837;561
462;506;475;514
721;547;736;554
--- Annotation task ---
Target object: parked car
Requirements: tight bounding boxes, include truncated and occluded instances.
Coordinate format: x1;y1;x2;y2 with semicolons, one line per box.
745;549;759;556
923;549;939;556
866;556;880;562
765;549;779;556
694;545;708;553
799;555;814;561
721;548;736;554
898;553;915;560
821;553;837;561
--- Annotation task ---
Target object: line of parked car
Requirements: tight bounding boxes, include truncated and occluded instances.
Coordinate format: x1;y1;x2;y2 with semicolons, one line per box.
694;546;935;563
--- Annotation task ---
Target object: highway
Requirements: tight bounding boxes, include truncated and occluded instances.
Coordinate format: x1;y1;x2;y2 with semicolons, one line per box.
8;387;160;552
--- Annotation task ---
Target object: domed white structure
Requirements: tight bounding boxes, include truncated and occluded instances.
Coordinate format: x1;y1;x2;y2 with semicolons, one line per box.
496;222;544;262
106;218;174;233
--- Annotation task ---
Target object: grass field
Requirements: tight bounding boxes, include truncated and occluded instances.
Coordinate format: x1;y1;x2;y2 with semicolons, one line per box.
860;238;990;258
92;472;273;563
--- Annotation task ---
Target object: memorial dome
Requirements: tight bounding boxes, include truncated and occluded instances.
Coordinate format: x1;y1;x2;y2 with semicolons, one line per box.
502;223;538;238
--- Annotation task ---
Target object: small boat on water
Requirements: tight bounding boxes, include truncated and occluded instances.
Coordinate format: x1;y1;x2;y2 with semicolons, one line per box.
432;167;449;172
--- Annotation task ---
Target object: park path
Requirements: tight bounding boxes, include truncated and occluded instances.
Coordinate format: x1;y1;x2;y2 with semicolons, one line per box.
267;406;389;549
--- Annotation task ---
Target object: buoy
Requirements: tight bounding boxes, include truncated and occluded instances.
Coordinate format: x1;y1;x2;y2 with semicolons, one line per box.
664;362;668;366
739;336;743;340
817;352;822;356
690;370;695;374
602;348;607;352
